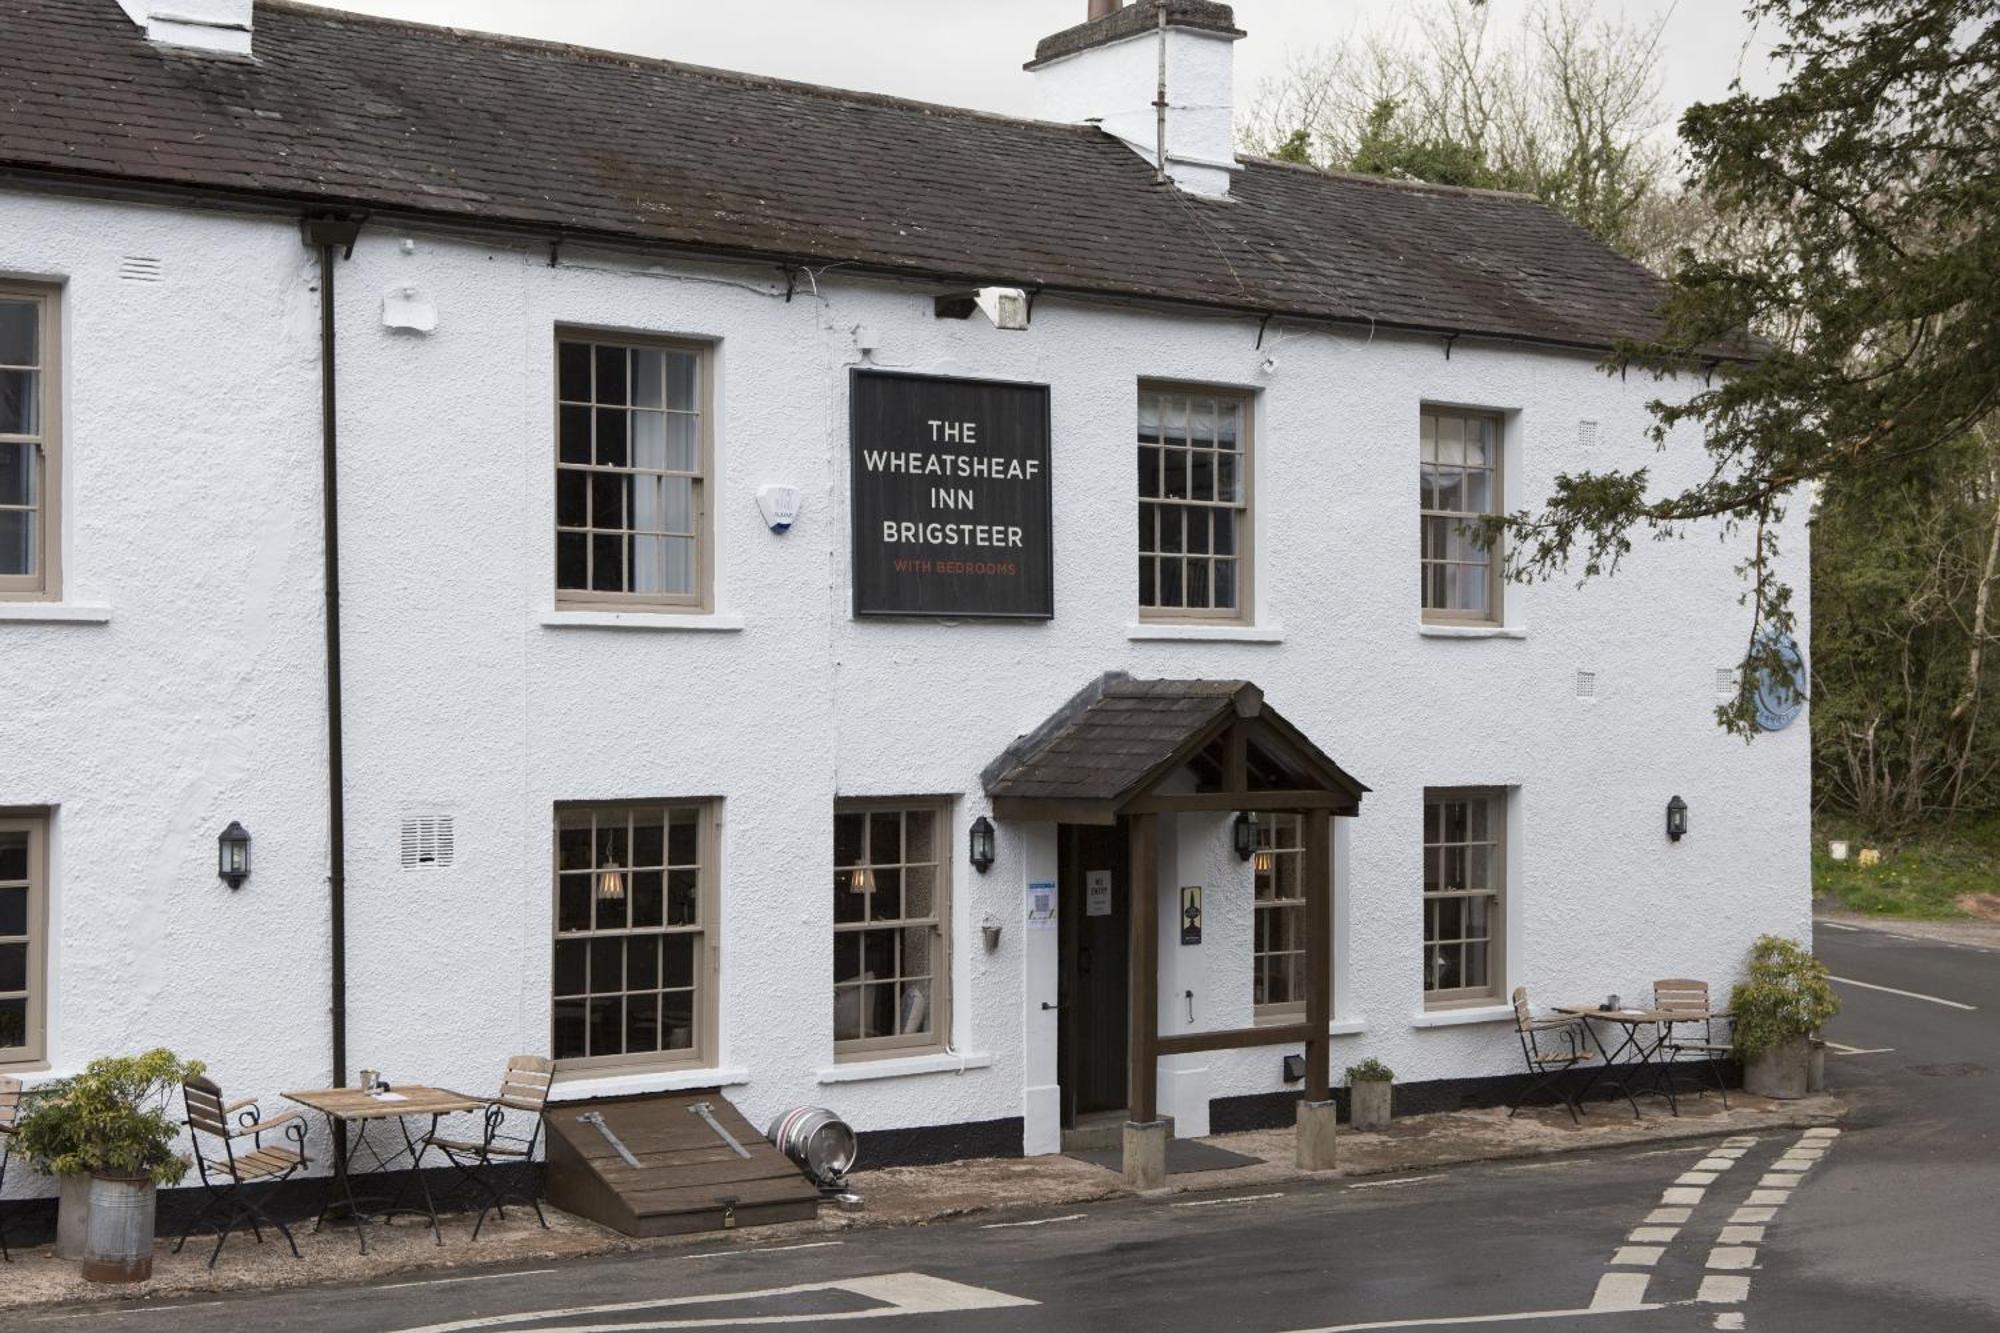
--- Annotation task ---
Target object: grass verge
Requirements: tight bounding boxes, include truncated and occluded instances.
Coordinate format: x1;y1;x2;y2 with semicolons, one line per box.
1812;815;2000;919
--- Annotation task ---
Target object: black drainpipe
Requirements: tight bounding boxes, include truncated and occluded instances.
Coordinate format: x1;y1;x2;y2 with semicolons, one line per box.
302;214;363;1101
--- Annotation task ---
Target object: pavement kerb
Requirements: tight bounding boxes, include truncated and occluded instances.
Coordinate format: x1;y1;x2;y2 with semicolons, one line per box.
0;1094;1846;1314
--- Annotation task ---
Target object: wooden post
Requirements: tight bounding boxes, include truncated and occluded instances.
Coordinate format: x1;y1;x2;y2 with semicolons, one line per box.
1303;809;1332;1102
1127;812;1160;1123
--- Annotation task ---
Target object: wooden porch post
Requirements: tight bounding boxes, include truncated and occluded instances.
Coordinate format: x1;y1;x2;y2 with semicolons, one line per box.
1303;809;1332;1102
1127;811;1160;1123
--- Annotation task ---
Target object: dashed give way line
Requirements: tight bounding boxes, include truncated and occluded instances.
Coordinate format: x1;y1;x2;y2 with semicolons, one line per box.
384;1272;1036;1332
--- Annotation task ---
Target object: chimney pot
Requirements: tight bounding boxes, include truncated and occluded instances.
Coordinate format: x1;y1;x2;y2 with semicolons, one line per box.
1088;0;1123;18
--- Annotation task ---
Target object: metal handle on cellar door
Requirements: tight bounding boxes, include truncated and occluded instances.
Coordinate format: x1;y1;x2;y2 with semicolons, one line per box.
1041;1001;1061;1011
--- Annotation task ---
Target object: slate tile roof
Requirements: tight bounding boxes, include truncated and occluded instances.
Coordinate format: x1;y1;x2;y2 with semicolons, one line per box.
985;677;1257;804
1;0;1685;352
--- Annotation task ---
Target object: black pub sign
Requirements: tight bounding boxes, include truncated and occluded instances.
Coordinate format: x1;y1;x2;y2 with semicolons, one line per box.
850;370;1054;619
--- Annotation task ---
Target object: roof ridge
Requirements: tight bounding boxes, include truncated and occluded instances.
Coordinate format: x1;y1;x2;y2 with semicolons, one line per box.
1238;154;1546;204
265;1;1101;138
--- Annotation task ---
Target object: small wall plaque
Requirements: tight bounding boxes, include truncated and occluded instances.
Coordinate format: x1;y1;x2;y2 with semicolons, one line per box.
1180;885;1203;945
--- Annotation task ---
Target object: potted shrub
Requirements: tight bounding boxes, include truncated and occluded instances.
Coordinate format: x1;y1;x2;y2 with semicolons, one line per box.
15;1050;203;1282
1730;936;1839;1100
1345;1057;1395;1130
14;1075;93;1260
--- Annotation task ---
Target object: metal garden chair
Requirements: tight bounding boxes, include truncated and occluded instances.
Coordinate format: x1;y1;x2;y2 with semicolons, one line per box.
176;1075;311;1268
1509;986;1594;1124
0;1074;19;1262
1654;978;1732;1110
424;1056;553;1239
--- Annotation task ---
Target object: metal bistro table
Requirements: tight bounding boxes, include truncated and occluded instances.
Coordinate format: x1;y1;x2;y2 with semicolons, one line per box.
284;1084;483;1252
1553;1006;1699;1117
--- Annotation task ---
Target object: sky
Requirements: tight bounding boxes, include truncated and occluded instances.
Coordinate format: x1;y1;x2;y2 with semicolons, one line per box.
296;0;1783;138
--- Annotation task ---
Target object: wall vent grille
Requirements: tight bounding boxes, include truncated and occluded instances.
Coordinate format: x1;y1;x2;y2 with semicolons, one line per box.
1575;669;1598;700
118;256;165;283
399;814;455;869
1715;667;1739;699
1578;419;1600;449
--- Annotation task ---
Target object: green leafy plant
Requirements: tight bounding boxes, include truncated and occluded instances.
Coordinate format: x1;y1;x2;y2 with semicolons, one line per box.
1728;936;1839;1060
14;1049;205;1186
1345;1057;1395;1084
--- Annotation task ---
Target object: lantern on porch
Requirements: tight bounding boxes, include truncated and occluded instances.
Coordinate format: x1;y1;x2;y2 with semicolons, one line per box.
968;815;996;874
1232;811;1259;861
1665;795;1688;842
217;821;251;890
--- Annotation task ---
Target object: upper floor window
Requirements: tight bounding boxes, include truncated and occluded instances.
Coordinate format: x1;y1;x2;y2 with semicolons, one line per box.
0;814;47;1065
1138;385;1251;621
834;800;950;1058
555;333;711;611
1423;788;1506;1007
1420;408;1501;623
0;287;58;601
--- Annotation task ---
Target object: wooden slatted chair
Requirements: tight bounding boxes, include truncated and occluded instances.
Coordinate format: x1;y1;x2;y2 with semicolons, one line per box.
176;1075;310;1268
1510;986;1594;1124
1654;978;1732;1109
425;1056;553;1239
0;1074;20;1262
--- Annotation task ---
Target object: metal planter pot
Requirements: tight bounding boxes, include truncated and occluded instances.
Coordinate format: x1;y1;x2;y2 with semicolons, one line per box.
55;1172;92;1260
1743;1035;1813;1100
79;1173;156;1283
1349;1080;1393;1130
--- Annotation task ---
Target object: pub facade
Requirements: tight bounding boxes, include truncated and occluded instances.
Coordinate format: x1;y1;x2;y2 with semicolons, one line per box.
0;0;1810;1179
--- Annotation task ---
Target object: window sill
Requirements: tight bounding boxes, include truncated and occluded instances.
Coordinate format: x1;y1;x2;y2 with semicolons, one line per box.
1419;623;1525;640
1328;1018;1369;1037
546;1065;750;1102
1127;622;1285;644
540;610;745;633
0;603;111;624
817;1050;994;1085
1410;1004;1515;1029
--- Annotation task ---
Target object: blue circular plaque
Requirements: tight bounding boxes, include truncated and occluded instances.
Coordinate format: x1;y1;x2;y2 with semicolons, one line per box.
1753;632;1805;732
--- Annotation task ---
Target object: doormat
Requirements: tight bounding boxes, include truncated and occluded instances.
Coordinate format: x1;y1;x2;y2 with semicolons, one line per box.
1066;1138;1263;1175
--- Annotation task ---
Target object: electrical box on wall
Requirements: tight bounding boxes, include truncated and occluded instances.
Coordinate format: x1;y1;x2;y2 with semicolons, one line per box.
756;484;802;533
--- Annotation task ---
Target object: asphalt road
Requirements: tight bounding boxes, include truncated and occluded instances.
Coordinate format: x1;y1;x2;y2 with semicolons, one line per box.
24;921;1995;1333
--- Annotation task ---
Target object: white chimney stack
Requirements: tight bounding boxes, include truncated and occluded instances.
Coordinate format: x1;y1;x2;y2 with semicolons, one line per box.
117;0;255;56
1028;0;1244;199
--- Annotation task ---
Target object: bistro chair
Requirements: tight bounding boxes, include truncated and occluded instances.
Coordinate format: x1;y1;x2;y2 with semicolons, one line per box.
1654;978;1732;1110
0;1074;20;1262
425;1056;553;1239
177;1075;311;1268
1509;987;1594;1124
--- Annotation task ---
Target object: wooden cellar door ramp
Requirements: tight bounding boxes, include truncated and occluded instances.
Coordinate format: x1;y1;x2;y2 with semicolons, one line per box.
544;1091;820;1237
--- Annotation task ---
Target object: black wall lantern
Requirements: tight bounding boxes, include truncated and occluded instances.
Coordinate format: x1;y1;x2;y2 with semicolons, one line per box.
1665;795;1688;842
1232;811;1259;862
968;815;996;874
218;821;252;889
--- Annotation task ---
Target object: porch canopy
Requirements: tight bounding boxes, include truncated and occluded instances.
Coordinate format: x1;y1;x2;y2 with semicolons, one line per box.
983;674;1369;1122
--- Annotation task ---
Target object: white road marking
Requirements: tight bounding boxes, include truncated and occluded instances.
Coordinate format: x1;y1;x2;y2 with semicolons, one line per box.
1628;1226;1680;1243
1609;1246;1664;1267
1646;1207;1693;1225
1818;921;1861;931
1292;1300;1666;1331
1661;1186;1706;1205
1170;1191;1285;1208
1714;1313;1746;1329
1676;1171;1721;1186
378;1270;559;1291
1828;976;1976;1010
1823;1041;1895;1055
1708;1149;1748;1160
1766;1161;1810;1174
1625;1147;1706;1160
384;1272;1037;1333
980;1213;1085;1229
677;1242;846;1260
1707;1246;1759;1270
1747;1188;1792;1205
1590;1273;1652;1310
35;1304;228;1323
1693;1158;1737;1172
1730;1206;1778;1225
1697;1275;1752;1304
1718;1226;1765;1244
1757;1173;1801;1187
1721;1137;1760;1148
1347;1175;1445;1191
1801;1127;1841;1139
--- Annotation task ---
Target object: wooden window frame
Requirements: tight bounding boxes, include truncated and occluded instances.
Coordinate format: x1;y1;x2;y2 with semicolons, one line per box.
549;799;721;1077
0;285;60;602
1422;787;1506;1009
1137;382;1254;624
1253;813;1311;1023
0;812;49;1068
1419;407;1503;626
552;328;715;613
832;797;952;1061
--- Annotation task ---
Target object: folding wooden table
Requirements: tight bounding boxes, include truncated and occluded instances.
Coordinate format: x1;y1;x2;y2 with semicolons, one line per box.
284;1084;483;1252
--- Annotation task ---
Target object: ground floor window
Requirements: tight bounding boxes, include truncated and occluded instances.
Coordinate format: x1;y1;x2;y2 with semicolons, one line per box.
552;802;715;1071
1423;788;1505;1006
1253;814;1308;1019
834;800;949;1057
0;813;46;1065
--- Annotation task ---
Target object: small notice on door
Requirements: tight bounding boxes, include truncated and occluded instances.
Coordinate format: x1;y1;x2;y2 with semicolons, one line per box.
1027;880;1057;929
1086;870;1113;917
